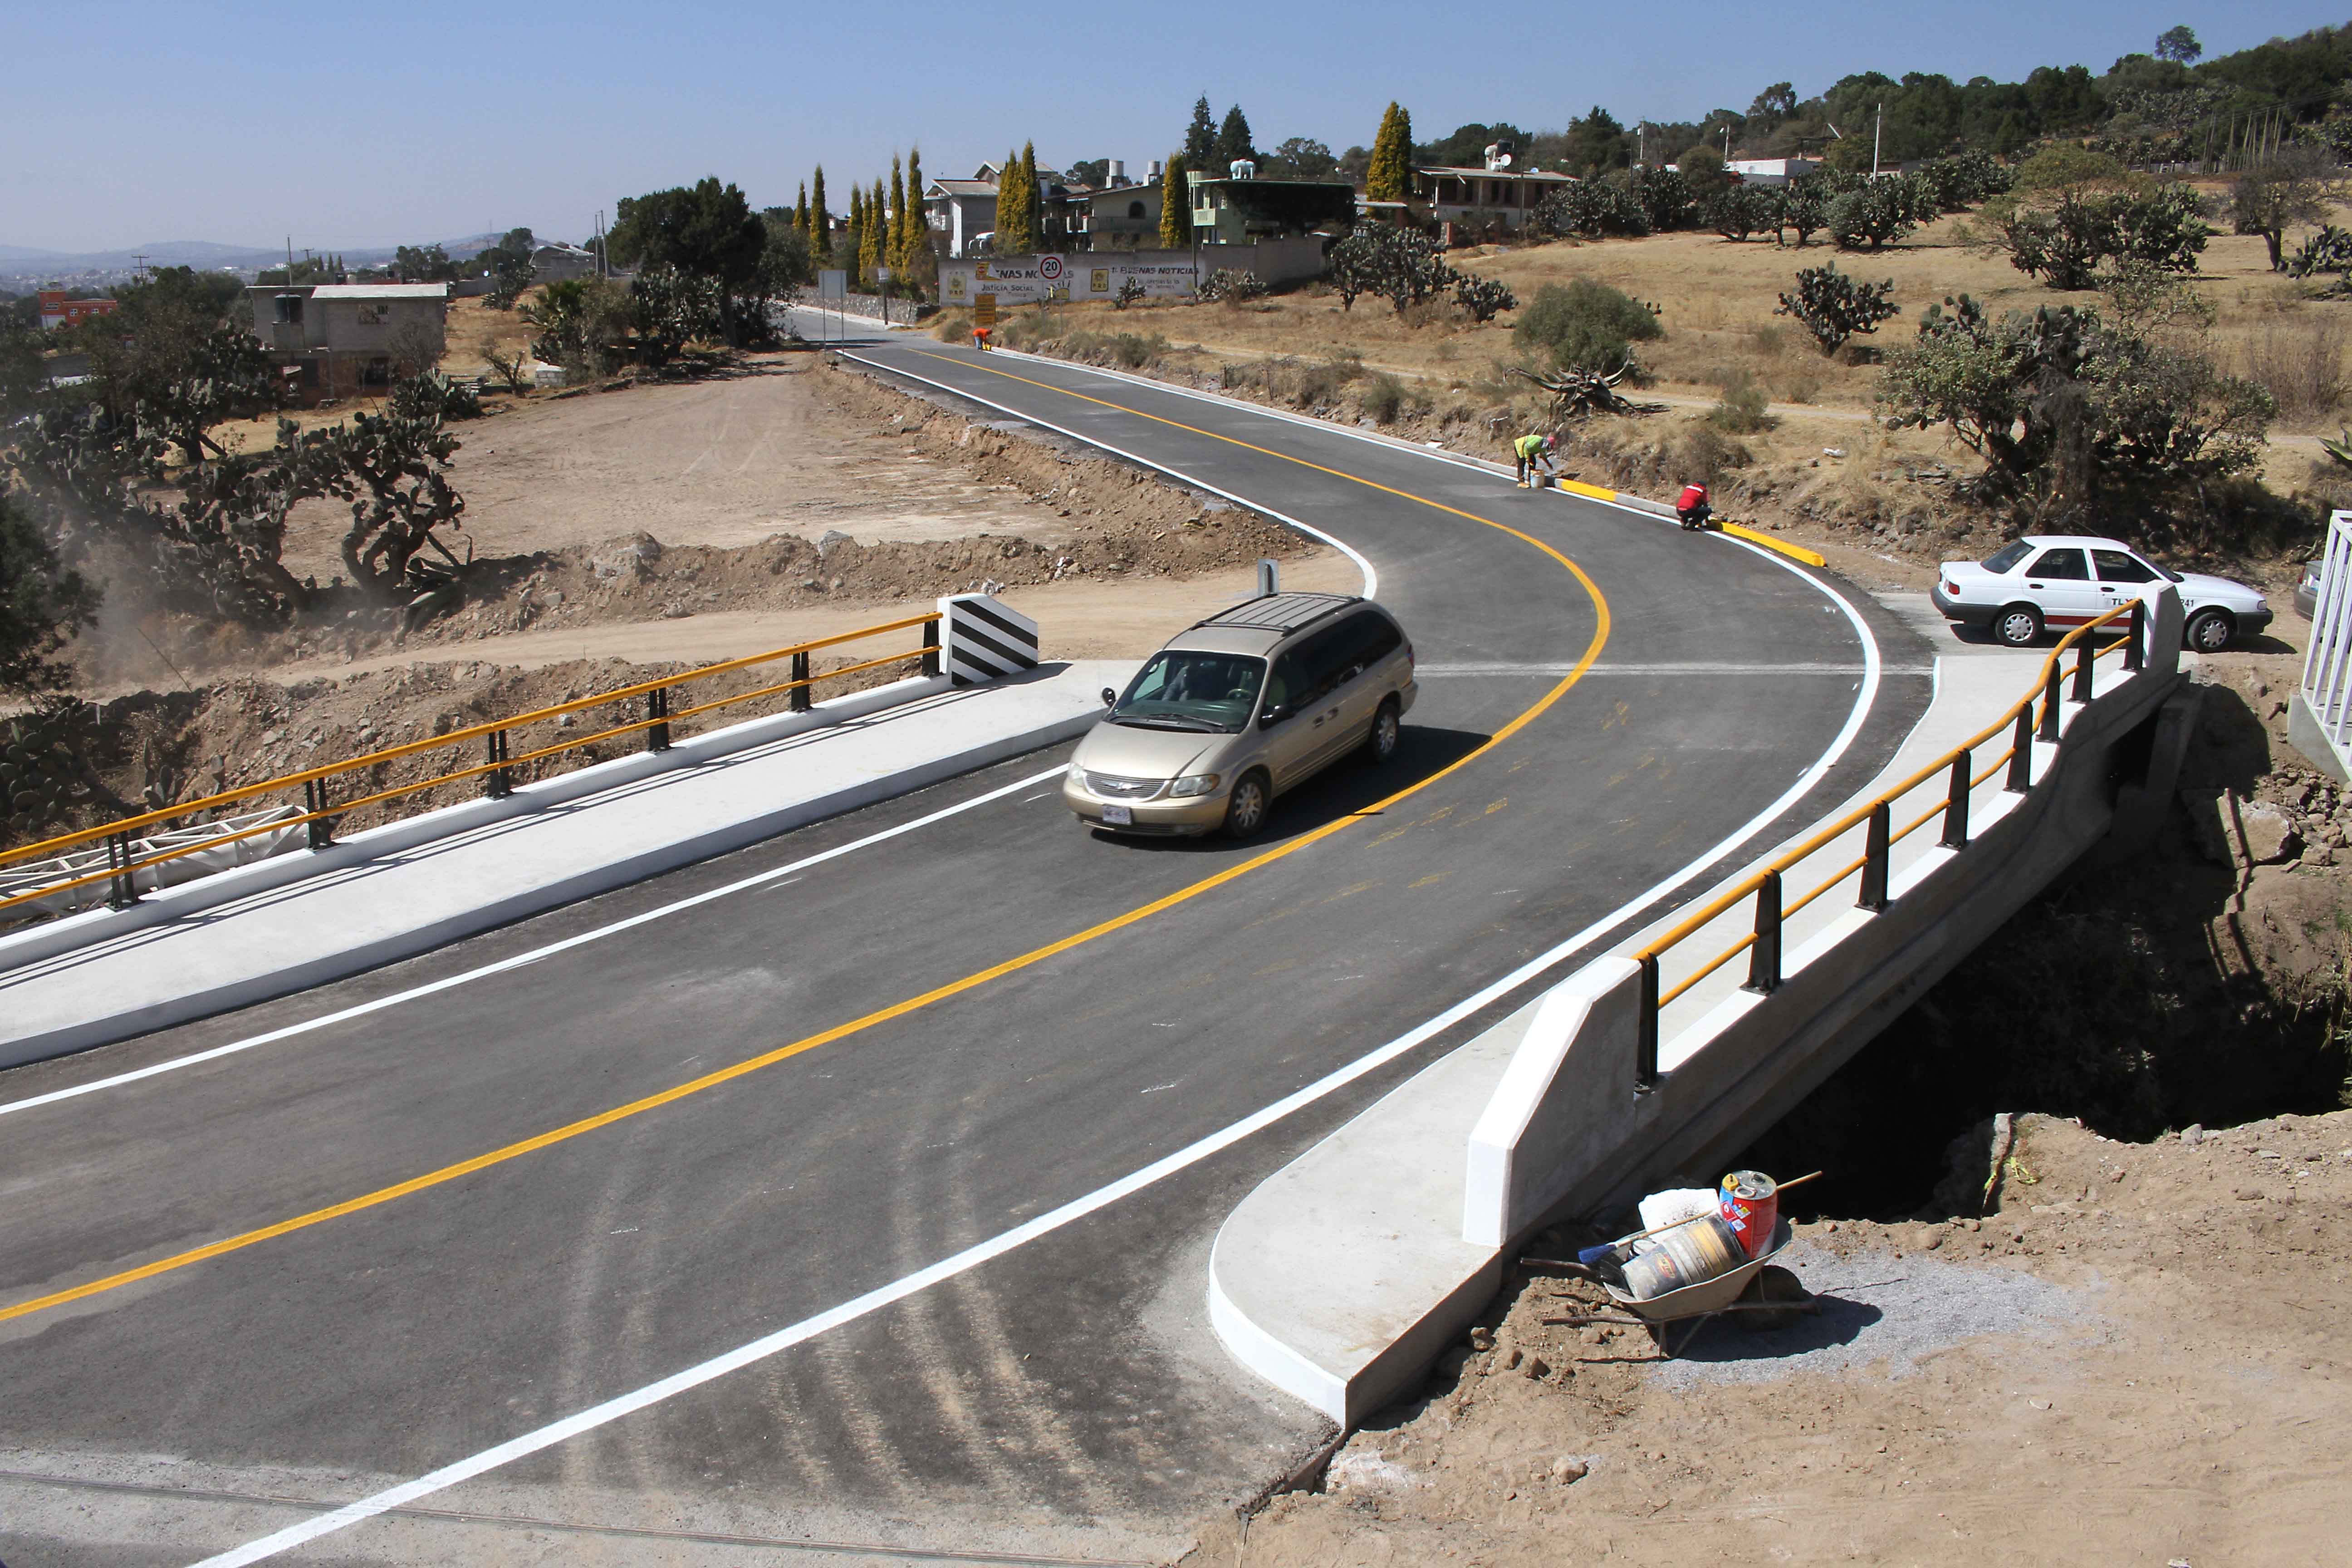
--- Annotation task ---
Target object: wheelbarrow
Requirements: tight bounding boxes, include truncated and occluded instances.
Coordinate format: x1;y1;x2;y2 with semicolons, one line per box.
1544;1219;1800;1358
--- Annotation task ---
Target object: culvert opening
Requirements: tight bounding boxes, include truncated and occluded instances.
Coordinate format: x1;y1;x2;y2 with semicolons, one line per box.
1725;802;2351;1223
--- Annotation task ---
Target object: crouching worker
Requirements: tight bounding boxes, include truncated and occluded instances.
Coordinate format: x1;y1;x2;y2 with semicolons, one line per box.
1676;481;1713;531
1514;432;1558;488
973;323;993;352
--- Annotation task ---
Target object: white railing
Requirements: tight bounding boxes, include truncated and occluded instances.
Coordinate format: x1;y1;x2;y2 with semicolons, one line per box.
2300;510;2352;779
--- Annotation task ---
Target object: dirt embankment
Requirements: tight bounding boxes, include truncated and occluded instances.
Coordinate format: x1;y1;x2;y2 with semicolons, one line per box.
13;362;1328;860
1189;1109;2352;1567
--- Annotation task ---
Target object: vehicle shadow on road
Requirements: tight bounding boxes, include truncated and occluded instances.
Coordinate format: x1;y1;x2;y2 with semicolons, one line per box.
1092;725;1492;852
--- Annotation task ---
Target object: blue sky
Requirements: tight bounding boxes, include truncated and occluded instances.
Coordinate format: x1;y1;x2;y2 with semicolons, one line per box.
6;1;2343;252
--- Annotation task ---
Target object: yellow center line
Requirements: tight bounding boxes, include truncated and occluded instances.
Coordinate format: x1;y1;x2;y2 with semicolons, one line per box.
0;358;1612;1327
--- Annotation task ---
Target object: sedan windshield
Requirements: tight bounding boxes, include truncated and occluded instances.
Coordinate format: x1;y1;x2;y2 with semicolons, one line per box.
1112;652;1266;732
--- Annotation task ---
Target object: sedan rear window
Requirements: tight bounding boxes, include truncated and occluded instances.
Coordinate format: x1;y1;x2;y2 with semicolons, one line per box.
1112;652;1266;733
1981;540;2034;574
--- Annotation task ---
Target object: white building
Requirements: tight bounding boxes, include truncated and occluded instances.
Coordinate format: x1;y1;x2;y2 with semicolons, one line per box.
246;282;447;402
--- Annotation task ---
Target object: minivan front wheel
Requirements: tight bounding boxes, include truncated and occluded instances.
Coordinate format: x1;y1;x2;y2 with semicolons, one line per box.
1367;699;1401;765
1222;770;1270;840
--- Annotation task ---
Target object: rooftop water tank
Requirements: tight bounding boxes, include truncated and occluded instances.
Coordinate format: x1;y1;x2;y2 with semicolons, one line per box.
1230;159;1257;180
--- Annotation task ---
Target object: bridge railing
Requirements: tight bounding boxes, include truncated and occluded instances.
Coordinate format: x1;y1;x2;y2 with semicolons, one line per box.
1628;598;2148;1086
0;612;943;921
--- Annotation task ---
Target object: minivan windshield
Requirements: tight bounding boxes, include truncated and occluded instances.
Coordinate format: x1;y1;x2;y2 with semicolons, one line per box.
1112;652;1266;732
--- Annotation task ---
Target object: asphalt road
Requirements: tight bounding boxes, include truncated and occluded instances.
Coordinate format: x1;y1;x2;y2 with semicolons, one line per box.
0;322;1932;1566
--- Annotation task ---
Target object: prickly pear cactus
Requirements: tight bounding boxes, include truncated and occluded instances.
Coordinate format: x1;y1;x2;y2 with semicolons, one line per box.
1;703;98;842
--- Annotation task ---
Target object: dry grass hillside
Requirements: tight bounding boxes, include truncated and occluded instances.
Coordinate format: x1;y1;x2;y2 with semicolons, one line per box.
985;188;2347;589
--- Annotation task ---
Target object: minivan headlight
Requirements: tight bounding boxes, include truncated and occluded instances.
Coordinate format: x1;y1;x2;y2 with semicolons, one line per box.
1169;773;1221;798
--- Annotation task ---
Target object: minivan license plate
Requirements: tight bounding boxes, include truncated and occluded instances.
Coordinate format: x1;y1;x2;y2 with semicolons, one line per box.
1102;804;1133;825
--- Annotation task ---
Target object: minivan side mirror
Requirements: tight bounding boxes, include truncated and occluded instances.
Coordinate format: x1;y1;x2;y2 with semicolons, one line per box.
1100;686;1117;708
1259;704;1286;728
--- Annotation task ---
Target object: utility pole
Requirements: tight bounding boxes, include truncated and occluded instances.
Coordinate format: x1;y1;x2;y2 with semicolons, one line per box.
1872;103;1883;178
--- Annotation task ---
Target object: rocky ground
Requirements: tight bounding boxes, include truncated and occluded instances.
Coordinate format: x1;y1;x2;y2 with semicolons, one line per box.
1185;1109;2352;1566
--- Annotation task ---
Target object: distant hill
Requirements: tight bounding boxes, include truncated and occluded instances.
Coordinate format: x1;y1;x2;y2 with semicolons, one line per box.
0;234;542;280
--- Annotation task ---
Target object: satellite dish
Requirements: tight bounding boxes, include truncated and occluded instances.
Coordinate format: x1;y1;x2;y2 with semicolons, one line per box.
1494;152;1514;168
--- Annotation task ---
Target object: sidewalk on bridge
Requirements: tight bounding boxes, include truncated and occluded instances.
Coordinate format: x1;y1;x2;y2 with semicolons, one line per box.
0;662;1128;1068
1206;620;2067;1424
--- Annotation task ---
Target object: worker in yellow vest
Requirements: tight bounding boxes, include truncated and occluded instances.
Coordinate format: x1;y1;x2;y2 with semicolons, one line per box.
1514;431;1557;488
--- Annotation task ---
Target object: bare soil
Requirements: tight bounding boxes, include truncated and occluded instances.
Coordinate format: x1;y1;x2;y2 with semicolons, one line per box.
16;360;1335;859
1186;1109;2352;1567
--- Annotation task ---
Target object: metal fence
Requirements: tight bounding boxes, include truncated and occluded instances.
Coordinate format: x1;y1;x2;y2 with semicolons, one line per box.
2299;511;2352;779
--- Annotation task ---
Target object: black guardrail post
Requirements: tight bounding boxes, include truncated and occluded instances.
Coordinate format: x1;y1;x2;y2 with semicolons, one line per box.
2070;632;2095;703
2038;662;2064;742
303;778;333;849
1940;750;1971;849
105;832;138;909
645;687;671;753
1743;872;1782;994
1857;803;1891;912
1635;955;1660;1092
790;650;812;713
2006;708;2034;791
921;618;941;679
484;730;512;799
2126;599;2146;672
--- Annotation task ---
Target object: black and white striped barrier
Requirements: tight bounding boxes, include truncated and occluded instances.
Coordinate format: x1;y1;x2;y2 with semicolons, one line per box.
939;593;1040;686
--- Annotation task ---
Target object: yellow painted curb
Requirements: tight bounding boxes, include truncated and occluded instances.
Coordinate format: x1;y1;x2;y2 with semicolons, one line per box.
1558;479;1620;503
1721;523;1828;567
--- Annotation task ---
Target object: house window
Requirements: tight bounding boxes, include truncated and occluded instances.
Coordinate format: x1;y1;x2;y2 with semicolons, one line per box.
1127;201;1146;220
361;357;392;387
274;294;304;324
357;303;388;325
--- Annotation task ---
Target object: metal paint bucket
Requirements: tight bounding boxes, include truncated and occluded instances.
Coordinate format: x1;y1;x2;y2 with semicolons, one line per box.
1621;1215;1745;1301
1718;1169;1779;1259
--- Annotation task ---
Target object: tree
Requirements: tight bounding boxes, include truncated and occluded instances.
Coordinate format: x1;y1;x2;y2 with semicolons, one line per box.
393;243;459;283
1159;154;1192;248
524;276;634;379
74;268;279;465
863;177;887;281
0;490;98;696
1513;278;1663;372
1826;180;1916;250
810;167;830;252
1633;166;1696;231
2232;145;2345;271
1262;137;1339;180
888;156;908;276
1878;293;2270;519
327;372;470;603
1678;145;1729;193
1215;105;1256;171
759;207;813;296
1184;96;1218;169
902;147;929;281
999;143;1044;252
2155;25;2202;65
629;264;724;366
607;177;768;342
1994;184;2209;289
1327;224;1461;314
795;182;810;243
1366;103;1414;202
1776;260;1900;353
1747;83;1798;131
1534;180;1649;238
1707;184;1779;241
1778;179;1830;246
1565;106;1628;176
846;186;866;280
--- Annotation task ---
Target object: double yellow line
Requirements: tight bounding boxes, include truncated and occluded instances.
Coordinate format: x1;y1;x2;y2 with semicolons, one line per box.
0;351;1612;1327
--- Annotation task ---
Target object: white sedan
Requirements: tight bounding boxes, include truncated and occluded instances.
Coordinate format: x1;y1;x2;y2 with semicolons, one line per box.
1931;534;2272;652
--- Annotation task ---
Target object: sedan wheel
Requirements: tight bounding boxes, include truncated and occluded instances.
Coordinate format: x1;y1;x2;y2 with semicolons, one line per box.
1993;604;2042;648
2185;608;2234;653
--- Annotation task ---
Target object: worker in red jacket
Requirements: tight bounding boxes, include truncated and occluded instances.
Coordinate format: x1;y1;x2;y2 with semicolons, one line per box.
1676;481;1712;531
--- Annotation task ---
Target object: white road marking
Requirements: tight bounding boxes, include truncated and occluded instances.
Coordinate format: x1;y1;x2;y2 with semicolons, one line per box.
196;426;1890;1568
1418;661;1928;677
0;766;1071;1120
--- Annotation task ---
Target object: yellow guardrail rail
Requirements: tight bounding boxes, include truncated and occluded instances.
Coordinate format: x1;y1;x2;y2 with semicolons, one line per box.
0;612;944;920
1628;598;2150;1086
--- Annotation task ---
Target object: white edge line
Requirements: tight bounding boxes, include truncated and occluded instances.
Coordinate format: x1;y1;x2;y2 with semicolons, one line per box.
0;765;1071;1119
834;349;1377;600
196;410;1892;1568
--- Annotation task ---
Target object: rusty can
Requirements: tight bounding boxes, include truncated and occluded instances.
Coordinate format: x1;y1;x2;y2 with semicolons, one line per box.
1718;1169;1779;1259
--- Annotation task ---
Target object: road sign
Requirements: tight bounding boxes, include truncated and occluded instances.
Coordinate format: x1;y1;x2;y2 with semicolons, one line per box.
974;294;997;327
1038;255;1064;282
876;267;893;283
818;270;847;301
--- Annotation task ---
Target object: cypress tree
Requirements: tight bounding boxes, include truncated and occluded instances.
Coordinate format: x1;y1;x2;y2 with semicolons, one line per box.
902;147;926;277
847;186;865;284
1215;105;1255;171
1020;144;1044;251
996;147;1023;253
1158;153;1191;249
888;156;907;275
862;179;886;281
795;183;810;241
811;167;830;253
1183;96;1217;168
1367;103;1414;202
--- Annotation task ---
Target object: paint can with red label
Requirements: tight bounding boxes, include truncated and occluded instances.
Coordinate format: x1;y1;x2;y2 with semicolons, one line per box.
1718;1169;1779;1258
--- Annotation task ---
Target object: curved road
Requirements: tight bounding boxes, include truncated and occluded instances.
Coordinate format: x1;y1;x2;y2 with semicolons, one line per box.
0;326;1931;1566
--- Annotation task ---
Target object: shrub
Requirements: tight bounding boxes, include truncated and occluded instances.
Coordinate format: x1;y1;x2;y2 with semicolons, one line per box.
1198;268;1267;304
1362;372;1407;424
2013;144;2127;191
1708;185;1778;242
1996;184;2210;290
1709;372;1773;433
1534;181;1650;239
931;310;972;342
1328;225;1460;316
1776;261;1901;355
1453;273;1517;323
1778;180;1830;247
522;276;635;380
1827;181;1916;250
1514;279;1664;373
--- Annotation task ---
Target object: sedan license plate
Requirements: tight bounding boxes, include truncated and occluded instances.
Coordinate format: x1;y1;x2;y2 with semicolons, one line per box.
1101;804;1133;826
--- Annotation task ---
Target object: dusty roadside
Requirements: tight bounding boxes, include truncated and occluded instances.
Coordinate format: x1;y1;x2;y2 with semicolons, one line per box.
1184;1110;2351;1567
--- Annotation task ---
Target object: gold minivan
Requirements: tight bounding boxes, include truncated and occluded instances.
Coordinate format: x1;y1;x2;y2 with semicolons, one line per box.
1063;593;1417;838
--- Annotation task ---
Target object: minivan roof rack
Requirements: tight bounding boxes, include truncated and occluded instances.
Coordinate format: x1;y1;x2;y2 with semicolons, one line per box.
1190;591;1359;636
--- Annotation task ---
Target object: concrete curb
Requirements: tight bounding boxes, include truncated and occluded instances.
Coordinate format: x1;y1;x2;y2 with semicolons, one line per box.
0;670;1112;1068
